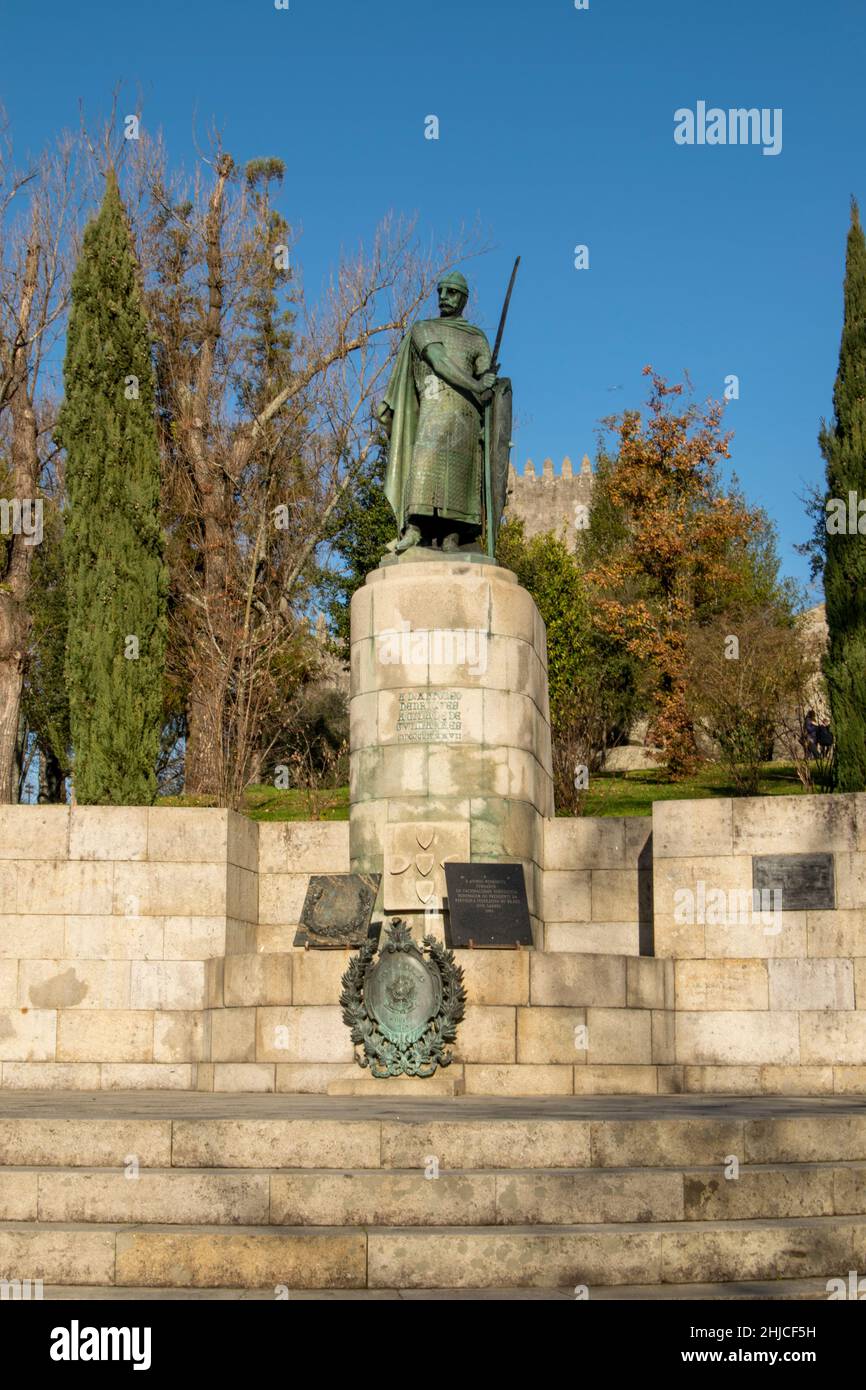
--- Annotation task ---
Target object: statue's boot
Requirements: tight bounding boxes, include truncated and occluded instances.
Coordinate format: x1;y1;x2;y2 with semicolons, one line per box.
387;523;422;554
441;532;462;552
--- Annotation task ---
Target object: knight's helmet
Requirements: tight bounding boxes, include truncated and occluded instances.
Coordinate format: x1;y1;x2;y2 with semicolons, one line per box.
437;270;469;304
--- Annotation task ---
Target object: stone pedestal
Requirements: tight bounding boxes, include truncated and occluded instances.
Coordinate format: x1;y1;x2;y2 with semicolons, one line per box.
348;555;553;938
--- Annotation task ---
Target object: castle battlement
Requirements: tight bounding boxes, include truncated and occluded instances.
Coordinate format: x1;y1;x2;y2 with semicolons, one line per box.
506;455;594;540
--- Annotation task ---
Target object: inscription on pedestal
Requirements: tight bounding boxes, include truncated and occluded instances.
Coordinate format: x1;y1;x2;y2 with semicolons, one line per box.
445;863;533;948
395;690;462;743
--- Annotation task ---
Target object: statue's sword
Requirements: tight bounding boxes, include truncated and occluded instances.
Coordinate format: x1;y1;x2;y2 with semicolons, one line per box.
485;256;520;558
491;255;521;373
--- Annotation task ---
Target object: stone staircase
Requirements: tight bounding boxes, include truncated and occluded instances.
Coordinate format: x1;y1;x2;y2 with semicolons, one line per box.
1;1094;865;1299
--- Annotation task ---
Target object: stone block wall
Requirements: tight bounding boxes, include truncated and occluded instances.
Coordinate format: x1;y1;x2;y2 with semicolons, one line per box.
2;794;865;1095
211;942;675;1098
0;806;256;1090
540;816;653;956
203;821;672;1096
652;794;866;1093
204;822;354;1094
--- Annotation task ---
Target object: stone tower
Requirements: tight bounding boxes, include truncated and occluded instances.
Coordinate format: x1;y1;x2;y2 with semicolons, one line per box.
505;454;594;543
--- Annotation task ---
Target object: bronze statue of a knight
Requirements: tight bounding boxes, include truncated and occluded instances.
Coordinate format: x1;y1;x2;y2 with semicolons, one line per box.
378;269;513;556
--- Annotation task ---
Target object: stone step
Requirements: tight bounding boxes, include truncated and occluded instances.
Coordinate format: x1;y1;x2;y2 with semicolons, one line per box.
5;1112;866;1169
35;1277;836;1299
2;1215;865;1288
0;1222;366;1288
0;1118;172;1167
173;1113;866;1169
364;1217;866;1290
4;1162;866;1226
3;1100;866;1293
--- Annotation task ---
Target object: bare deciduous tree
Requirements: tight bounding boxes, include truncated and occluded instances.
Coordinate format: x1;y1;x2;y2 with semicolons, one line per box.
126;134;481;803
0;122;79;800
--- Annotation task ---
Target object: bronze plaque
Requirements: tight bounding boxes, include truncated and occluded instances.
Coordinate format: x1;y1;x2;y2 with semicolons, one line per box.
294;873;381;949
444;862;533;948
752;853;835;912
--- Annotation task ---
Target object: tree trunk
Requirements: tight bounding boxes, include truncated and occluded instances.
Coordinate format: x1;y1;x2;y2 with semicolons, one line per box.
0;230;40;803
0;596;28;802
183;678;223;800
178;156;234;801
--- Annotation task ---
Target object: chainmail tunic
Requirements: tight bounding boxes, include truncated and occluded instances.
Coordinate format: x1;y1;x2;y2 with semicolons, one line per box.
403;318;492;526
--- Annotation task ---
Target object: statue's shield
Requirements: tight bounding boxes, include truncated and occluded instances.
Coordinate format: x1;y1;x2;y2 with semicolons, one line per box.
487;377;512;549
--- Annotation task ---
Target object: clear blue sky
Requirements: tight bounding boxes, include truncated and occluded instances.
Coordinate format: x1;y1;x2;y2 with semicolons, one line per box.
3;0;864;600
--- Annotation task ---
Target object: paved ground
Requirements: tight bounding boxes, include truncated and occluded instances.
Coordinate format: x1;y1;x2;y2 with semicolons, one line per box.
1;1092;864;1120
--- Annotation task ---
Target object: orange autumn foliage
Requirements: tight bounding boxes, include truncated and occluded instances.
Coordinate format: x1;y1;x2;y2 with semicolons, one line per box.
585;369;761;778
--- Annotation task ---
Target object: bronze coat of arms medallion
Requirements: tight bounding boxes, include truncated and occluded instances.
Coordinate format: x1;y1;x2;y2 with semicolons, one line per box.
340;919;466;1077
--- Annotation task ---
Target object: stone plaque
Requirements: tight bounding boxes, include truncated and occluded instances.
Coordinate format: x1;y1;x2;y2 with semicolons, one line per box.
294;873;381;948
444;862;533;948
395;690;462;743
752;853;835;912
384;822;470;911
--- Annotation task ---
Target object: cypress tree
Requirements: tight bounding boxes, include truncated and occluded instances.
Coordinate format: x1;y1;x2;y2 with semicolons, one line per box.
820;199;866;792
58;169;167;804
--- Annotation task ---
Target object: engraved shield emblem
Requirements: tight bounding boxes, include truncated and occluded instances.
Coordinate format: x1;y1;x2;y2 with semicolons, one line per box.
366;947;442;1050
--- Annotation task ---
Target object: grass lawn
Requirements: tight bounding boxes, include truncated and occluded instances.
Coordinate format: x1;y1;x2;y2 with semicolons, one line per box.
577;761;804;818
160;763;805;821
159;784;351;821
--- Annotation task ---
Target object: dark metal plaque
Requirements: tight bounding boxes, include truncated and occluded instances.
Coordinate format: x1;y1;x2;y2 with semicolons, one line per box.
752;853;835;912
444;862;533;948
294;873;381;949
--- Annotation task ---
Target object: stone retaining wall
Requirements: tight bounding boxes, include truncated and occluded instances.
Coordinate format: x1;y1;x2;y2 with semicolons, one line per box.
1;795;864;1095
0;806;256;1090
651;794;866;1092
